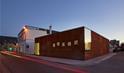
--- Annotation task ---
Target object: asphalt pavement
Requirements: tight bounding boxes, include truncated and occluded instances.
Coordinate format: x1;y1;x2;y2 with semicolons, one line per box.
0;53;10;73
0;52;87;73
81;52;124;73
1;51;124;73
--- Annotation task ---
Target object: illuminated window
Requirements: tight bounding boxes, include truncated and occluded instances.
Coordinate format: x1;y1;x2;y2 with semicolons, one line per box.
62;42;65;47
67;42;71;46
53;43;56;47
57;42;60;46
34;43;40;55
84;28;91;51
74;40;78;45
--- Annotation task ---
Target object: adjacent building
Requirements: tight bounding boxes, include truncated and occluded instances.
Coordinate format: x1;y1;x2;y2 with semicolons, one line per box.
35;27;109;60
120;43;124;51
0;36;17;51
109;40;120;52
18;25;57;54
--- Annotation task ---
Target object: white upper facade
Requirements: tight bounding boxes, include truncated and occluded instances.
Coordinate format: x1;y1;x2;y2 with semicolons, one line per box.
25;29;47;40
18;25;56;41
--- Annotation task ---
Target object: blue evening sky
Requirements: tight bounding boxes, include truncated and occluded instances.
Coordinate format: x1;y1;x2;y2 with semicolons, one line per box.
0;0;1;35
0;0;124;42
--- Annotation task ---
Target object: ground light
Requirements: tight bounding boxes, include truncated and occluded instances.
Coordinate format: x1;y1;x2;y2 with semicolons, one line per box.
8;47;13;51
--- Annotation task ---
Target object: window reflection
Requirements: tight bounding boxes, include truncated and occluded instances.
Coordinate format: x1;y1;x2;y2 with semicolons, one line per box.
84;28;91;51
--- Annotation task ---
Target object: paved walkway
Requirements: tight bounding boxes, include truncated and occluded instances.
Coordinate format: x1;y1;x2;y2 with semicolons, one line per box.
0;51;116;66
25;53;116;66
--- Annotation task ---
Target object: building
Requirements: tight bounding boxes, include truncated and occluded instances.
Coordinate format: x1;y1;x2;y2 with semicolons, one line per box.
18;25;57;54
109;40;120;52
120;43;124;51
35;27;109;60
0;36;17;51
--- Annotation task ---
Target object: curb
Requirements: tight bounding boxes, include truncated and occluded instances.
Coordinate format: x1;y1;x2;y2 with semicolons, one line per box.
34;53;117;66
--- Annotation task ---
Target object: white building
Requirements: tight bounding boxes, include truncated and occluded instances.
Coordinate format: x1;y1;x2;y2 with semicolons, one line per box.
18;25;57;54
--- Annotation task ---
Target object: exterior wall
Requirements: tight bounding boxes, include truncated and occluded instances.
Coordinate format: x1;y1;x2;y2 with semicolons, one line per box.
25;29;47;54
18;28;48;54
35;27;109;60
27;29;47;40
84;31;109;60
35;27;85;60
0;36;17;51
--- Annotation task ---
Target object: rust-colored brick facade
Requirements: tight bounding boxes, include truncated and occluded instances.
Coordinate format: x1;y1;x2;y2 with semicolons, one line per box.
84;31;109;60
35;27;109;60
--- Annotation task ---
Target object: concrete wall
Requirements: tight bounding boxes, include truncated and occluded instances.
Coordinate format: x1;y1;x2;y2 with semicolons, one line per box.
27;29;47;40
25;29;47;54
19;29;48;54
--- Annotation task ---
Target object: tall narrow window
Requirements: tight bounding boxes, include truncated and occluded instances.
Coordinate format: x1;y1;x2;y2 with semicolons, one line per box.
34;43;40;55
84;28;91;51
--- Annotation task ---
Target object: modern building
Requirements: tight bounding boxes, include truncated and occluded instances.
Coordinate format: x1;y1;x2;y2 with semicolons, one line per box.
18;25;57;54
35;27;109;60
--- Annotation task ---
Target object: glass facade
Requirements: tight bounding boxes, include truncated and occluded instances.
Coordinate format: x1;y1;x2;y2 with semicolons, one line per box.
84;28;91;51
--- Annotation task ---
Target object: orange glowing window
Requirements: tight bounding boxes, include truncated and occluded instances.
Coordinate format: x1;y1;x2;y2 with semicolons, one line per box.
67;42;71;46
62;42;65;47
52;43;56;47
74;40;78;45
57;42;60;46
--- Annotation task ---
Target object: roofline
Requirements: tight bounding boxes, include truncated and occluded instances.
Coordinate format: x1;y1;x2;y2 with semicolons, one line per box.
0;35;17;38
35;26;109;41
18;25;58;36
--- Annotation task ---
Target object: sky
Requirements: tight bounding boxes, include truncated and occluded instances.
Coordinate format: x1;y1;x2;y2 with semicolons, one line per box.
0;0;1;35
0;0;124;42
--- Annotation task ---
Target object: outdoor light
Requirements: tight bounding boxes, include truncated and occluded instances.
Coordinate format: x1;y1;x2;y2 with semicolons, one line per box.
23;26;28;32
8;47;13;51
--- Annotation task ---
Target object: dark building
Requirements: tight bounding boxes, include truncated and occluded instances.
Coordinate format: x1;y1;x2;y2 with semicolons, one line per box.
35;27;109;60
109;40;120;52
0;36;17;50
0;36;17;45
120;43;124;51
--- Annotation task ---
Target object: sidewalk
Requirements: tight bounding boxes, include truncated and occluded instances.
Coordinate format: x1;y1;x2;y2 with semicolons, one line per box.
24;53;116;66
1;51;116;66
